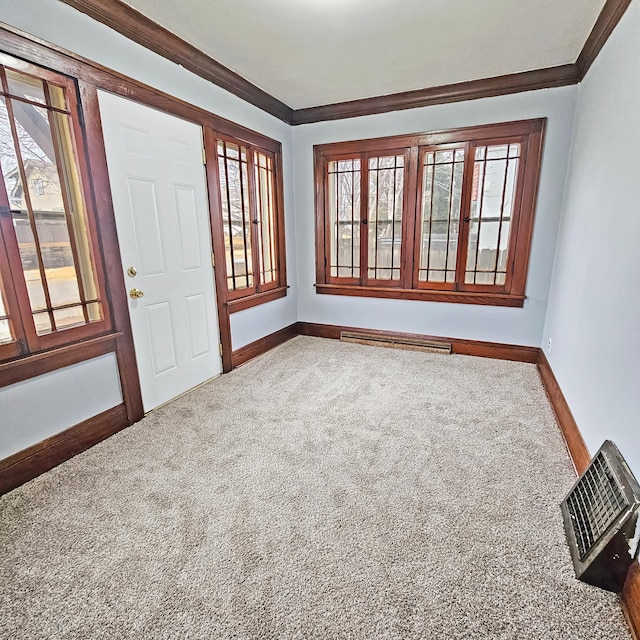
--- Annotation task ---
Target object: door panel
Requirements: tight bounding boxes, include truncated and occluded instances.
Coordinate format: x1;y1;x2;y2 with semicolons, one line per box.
174;184;202;271
127;177;166;277
98;91;221;411
145;301;178;376
185;294;210;360
120;123;151;157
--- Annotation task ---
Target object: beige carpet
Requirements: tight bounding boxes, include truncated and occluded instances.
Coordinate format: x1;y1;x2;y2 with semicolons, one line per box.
0;336;631;639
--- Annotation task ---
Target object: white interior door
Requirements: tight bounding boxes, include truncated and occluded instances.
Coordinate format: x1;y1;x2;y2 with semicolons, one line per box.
98;91;221;412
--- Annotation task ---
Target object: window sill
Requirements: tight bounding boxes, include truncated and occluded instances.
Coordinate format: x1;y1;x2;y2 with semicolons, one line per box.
0;332;122;389
314;283;525;307
227;286;289;313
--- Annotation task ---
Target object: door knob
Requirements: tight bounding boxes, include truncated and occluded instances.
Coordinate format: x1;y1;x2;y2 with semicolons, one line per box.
129;288;144;299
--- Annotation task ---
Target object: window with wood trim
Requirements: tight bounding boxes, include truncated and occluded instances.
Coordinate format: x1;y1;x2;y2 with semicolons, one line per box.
211;133;286;311
0;61;109;362
314;119;545;307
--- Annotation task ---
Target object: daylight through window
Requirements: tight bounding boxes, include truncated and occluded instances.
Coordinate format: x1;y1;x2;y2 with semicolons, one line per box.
314;119;545;307
213;134;286;309
0;61;108;361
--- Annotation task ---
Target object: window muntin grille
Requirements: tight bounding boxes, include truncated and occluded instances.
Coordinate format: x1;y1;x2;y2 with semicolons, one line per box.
0;271;12;344
254;150;277;286
216;138;282;300
328;158;361;279
0;66;102;338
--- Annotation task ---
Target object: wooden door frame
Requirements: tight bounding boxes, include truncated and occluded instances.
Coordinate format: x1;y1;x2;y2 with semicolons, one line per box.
0;25;287;422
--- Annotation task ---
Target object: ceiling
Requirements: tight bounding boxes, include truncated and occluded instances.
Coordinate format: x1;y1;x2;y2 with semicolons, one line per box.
121;0;606;110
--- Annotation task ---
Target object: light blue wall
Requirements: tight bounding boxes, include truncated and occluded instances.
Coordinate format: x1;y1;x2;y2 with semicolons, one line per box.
542;1;640;479
0;354;122;458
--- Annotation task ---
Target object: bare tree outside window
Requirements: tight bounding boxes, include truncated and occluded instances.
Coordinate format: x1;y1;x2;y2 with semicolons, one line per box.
0;65;103;343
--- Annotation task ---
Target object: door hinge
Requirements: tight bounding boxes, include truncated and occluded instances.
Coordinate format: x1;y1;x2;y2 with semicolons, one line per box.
211;252;215;268
219;343;223;356
202;147;207;165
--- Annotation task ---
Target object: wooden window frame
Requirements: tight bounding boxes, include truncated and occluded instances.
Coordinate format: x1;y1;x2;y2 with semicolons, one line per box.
314;119;545;308
0;60;112;364
323;148;411;289
205;128;287;315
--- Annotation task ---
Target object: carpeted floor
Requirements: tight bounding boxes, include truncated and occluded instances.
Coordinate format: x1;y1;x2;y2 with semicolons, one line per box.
0;336;632;639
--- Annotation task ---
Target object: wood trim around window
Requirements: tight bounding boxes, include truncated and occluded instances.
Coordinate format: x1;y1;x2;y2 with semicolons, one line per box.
314;283;526;307
0;332;119;388
314;119;546;307
0;73;144;421
204;128;288;322
227;286;289;313
0;63;113;358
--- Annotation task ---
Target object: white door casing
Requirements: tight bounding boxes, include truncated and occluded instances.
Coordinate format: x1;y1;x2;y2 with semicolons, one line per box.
98;91;221;412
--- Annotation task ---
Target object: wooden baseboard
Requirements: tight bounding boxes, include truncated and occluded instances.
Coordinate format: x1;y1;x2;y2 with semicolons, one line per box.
535;353;640;640
0;404;129;496
536;352;590;475
231;323;298;368
296;322;540;363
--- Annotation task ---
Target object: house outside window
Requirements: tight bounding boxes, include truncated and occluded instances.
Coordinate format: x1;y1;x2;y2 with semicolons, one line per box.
31;177;45;196
0;61;110;361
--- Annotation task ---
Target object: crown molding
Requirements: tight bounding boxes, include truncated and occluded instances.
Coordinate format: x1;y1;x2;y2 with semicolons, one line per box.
59;0;294;124
58;0;632;125
576;0;632;79
291;65;579;125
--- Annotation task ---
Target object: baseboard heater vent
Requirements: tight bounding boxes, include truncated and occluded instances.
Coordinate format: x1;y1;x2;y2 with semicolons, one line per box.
561;440;640;592
340;331;452;355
